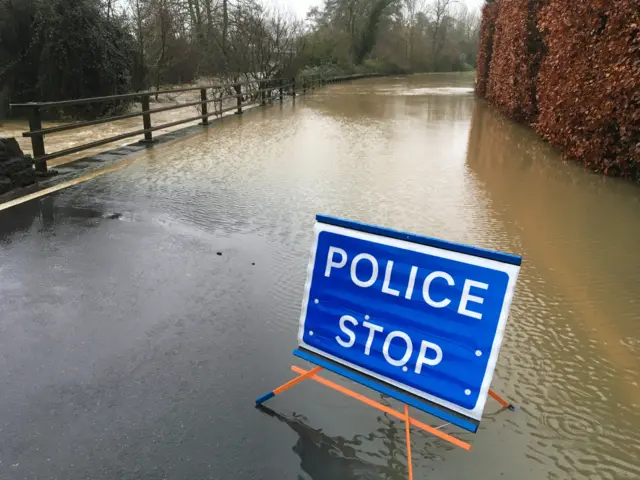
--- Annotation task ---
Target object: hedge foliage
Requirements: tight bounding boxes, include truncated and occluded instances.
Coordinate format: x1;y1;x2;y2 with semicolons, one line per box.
485;0;545;123
475;2;500;98
536;0;639;179
477;0;640;181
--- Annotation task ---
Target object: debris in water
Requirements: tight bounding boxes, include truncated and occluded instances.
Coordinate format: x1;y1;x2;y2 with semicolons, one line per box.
105;213;122;220
216;252;222;256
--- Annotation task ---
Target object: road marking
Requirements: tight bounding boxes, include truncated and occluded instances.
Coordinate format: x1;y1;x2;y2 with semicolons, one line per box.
0;121;218;213
0;102;265;213
0;156;141;212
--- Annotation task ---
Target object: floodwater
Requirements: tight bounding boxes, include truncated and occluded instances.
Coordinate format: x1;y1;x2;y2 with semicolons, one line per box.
1;74;639;479
2;88;236;167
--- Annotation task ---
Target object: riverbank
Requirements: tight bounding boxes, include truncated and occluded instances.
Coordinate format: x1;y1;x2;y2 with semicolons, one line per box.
476;0;638;183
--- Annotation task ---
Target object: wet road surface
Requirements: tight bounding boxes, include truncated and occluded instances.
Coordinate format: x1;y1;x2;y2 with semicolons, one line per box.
1;74;640;479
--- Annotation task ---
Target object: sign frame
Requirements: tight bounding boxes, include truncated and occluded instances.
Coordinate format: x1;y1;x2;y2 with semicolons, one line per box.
296;214;521;431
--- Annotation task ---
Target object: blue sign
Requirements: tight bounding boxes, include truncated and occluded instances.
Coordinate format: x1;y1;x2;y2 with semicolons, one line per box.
298;215;521;422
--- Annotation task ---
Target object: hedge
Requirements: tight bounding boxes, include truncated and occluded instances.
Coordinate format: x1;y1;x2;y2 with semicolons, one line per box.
485;0;545;124
476;2;500;98
536;0;639;180
477;0;640;182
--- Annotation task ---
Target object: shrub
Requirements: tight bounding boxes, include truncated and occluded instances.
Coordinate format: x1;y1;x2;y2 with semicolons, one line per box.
536;0;640;180
478;0;638;181
476;2;500;98
1;0;136;118
358;58;406;74
486;0;545;124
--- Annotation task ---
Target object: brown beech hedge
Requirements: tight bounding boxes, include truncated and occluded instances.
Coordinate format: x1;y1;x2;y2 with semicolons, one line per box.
486;0;544;124
477;0;639;181
476;2;500;98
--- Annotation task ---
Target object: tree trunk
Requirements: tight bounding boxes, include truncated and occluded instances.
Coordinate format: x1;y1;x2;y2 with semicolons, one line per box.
222;0;229;53
205;0;213;38
156;4;168;100
186;0;198;38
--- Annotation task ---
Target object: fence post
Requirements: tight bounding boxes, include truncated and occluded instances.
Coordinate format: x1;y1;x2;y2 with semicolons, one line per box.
140;95;153;143
27;106;47;174
200;88;209;125
279;79;284;102
235;84;243;114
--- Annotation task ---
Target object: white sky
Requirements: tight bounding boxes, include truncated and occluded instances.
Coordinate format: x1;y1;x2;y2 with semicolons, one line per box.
280;0;485;19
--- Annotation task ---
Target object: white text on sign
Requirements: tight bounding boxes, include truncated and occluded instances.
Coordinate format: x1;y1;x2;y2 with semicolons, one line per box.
325;246;489;320
336;315;443;373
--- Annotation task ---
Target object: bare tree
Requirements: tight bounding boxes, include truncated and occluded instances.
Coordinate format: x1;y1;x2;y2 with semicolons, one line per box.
429;0;453;69
151;0;171;94
404;0;427;62
222;0;229;53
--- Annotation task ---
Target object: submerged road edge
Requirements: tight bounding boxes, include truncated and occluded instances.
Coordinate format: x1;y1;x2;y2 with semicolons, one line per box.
0;101;274;212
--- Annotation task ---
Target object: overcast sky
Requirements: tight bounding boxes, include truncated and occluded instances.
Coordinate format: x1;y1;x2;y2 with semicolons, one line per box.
279;0;485;18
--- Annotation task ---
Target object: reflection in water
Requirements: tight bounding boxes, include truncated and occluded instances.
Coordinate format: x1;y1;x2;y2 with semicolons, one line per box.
312;81;474;123
257;405;405;480
0;194;113;245
0;198;41;242
379;86;474;96
466;101;640;479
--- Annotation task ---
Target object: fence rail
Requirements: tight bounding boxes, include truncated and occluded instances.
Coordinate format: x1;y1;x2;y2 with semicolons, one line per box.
10;73;381;174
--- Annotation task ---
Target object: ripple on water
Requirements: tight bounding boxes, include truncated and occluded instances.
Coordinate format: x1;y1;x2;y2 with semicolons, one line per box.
55;75;640;480
379;87;475;96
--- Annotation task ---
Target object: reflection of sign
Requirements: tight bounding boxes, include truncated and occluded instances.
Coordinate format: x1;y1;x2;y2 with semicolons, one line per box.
298;215;521;422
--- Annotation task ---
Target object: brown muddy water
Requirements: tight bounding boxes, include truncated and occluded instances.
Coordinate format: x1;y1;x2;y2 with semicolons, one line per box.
1;73;639;479
1;88;236;167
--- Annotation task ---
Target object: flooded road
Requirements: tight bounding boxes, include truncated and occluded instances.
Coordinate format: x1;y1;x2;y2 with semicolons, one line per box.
1;74;639;479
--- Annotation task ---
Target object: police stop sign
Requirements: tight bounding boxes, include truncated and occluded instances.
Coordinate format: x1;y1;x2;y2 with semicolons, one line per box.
298;215;521;423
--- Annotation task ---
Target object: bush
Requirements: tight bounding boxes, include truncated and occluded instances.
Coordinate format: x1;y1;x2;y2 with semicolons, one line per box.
1;0;136;118
478;0;638;181
476;2;500;98
486;0;545;124
160;36;199;86
536;0;640;180
301;57;405;78
358;58;406;74
301;63;355;78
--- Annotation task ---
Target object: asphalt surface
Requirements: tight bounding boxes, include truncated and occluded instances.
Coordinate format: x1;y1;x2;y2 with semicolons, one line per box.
0;187;298;480
0;97;434;480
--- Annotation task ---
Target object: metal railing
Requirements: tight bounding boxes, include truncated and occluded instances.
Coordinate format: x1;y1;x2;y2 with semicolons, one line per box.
10;73;380;174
